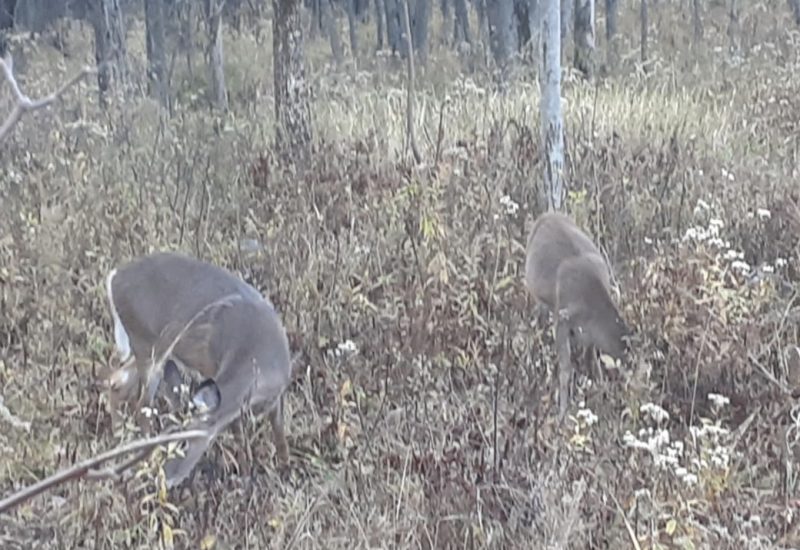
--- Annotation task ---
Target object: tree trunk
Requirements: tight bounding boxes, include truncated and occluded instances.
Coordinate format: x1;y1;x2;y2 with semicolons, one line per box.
320;0;343;64
487;0;516;73
144;0;169;109
273;0;313;161
384;0;401;54
559;0;571;64
573;0;594;78
0;0;15;56
541;0;564;210
375;0;384;49
88;0;128;98
346;0;358;57
411;0;430;65
605;0;617;70
205;0;228;110
452;0;471;44
790;0;800;26
692;0;702;41
640;0;647;66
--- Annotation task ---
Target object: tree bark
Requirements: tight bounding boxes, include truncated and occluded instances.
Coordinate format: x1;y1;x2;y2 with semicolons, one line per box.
375;0;385;49
411;0;430;65
346;0;359;57
320;0;343;64
640;0;647;66
487;0;516;74
605;0;617;70
791;0;800;26
88;0;128;98
452;0;471;45
559;0;571;63
541;0;564;210
205;0;228;110
573;0;594;78
692;0;702;41
273;0;313;161
145;0;169;109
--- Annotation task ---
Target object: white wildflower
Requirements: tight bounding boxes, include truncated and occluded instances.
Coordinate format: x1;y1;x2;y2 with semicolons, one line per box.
708;393;730;408
776;257;787;268
641;402;670;423
731;260;751;274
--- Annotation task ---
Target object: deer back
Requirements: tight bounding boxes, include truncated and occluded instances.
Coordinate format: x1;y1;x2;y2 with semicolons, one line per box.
525;212;629;358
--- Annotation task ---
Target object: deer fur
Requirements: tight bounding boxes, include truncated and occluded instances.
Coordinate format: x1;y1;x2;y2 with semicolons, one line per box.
524;212;630;420
102;251;292;488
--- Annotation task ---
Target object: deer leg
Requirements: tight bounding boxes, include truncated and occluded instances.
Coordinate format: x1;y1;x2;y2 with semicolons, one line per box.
268;395;289;465
164;371;287;488
555;318;573;422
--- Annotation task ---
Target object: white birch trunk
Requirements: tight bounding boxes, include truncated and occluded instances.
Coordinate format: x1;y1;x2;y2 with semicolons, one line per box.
541;0;564;210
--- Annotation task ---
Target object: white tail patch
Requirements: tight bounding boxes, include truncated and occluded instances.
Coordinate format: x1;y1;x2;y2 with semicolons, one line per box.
106;268;132;362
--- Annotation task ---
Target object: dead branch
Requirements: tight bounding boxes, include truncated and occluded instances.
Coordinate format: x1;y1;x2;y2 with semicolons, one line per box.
0;52;97;142
0;429;209;515
401;0;422;165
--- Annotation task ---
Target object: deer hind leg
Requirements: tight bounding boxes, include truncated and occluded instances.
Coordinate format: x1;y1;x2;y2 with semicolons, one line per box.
163;369;286;488
267;395;289;465
555;318;573;422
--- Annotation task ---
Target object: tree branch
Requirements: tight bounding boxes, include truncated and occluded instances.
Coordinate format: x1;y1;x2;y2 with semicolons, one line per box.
0;429;209;515
0;52;98;142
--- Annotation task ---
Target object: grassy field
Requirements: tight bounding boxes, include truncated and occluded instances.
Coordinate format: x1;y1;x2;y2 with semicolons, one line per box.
1;2;800;548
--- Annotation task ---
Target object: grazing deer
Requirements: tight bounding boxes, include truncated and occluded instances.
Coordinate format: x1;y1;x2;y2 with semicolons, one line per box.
524;212;630;420
103;251;292;488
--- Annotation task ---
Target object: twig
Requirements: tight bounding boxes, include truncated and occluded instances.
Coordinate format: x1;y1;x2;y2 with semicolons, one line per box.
0;429;209;514
0;53;98;141
401;0;421;165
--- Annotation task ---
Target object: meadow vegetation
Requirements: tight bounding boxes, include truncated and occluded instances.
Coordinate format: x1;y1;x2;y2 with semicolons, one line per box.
1;2;800;548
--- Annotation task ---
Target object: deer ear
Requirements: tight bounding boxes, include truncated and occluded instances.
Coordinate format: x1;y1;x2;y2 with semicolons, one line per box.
192;379;221;414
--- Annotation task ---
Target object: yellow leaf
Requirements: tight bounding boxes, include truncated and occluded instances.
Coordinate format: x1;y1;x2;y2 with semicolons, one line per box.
162;523;174;548
340;379;353;400
665;518;677;536
200;534;217;550
268;517;283;530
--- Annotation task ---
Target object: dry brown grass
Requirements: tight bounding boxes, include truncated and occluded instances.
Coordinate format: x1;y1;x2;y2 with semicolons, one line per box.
1;2;800;549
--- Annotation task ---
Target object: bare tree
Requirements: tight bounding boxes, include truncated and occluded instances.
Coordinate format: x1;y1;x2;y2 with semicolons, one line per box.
605;0;617;70
144;0;169;109
346;0;359;57
87;0;128;98
487;0;516;76
321;0;343;65
560;0;572;63
791;0;800;26
692;0;703;41
452;0;471;45
0;53;98;141
205;0;228;110
574;0;594;78
541;0;564;210
273;0;313;160
374;0;385;49
640;0;647;66
411;0;430;66
0;0;15;55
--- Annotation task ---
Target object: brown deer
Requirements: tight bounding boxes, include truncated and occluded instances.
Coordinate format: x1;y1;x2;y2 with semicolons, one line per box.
524;212;630;420
102;251;292;488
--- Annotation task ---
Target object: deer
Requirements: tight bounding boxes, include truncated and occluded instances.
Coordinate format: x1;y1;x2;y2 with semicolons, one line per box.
524;212;631;421
102;251;292;488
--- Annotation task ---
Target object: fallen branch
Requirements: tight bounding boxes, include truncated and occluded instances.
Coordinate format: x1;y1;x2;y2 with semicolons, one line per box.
0;429;209;515
0;52;97;142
